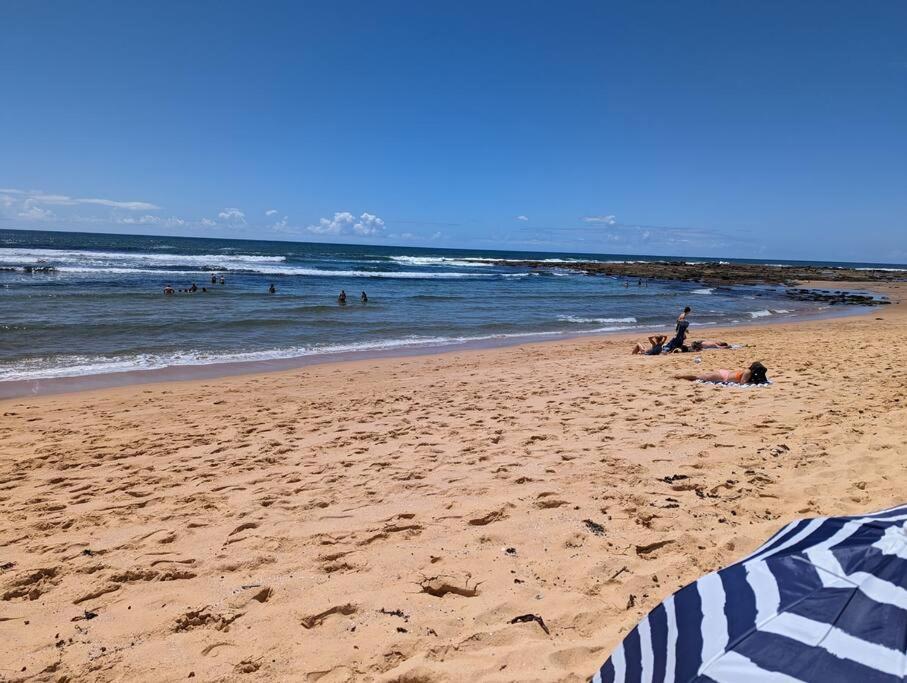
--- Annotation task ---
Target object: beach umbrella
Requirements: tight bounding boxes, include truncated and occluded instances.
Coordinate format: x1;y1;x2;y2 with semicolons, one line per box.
593;503;907;683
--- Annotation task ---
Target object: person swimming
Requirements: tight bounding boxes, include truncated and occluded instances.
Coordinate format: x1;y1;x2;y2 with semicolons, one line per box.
338;289;347;304
164;284;174;295
676;362;769;385
268;283;276;294
219;276;225;285
632;335;667;355
190;282;198;292
211;274;217;285
360;291;368;303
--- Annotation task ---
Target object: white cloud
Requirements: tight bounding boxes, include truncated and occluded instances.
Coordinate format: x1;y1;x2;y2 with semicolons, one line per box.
78;197;159;210
353;212;385;235
117;214;186;228
582;214;617;225
430;231;442;240
265;209;278;216
217;207;246;224
307;211;386;237
17;200;55;221
516;215;529;221
200;218;216;227
1;188;159;210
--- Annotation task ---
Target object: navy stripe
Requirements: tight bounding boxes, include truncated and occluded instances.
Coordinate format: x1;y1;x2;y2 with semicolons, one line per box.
719;562;757;645
832;544;907;584
734;630;901;683
647;603;668;683
853;504;907;520
773;519;847;558
764;555;824;608
596;656;615;683
673;583;703;682
790;587;907;651
751;519;811;558
622;626;642;683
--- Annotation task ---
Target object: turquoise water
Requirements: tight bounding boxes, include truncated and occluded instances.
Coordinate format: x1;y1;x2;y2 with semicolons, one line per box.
0;229;897;382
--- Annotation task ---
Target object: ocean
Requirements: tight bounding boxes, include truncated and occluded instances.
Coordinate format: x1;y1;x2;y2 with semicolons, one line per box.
0;229;898;386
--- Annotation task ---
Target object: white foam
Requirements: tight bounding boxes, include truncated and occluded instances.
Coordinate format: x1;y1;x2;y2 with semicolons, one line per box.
50;265;495;279
388;255;494;268
558;315;637;324
692;288;714;295
0;323;653;382
749;310;772;318
0;247;286;267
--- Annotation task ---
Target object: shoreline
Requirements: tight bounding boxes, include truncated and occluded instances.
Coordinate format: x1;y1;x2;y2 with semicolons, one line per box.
0;295;880;400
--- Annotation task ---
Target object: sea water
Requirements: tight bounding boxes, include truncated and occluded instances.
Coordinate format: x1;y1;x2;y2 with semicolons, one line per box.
0;229;895;384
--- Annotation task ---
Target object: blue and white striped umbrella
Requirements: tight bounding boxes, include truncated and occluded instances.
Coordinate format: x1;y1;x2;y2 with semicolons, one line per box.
593;503;907;682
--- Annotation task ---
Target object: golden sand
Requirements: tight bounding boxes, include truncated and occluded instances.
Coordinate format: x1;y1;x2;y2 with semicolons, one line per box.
1;284;905;682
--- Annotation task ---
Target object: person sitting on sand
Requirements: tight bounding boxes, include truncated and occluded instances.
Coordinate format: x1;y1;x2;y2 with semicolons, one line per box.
676;361;768;385
691;339;731;351
338;289;347;304
632;335;667;355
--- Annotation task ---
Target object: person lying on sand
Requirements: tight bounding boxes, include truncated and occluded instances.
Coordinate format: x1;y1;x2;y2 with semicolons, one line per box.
676;361;768;385
632;335;667;355
690;340;731;351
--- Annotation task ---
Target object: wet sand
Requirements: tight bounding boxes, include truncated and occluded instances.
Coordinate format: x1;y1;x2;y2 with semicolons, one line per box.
1;283;905;682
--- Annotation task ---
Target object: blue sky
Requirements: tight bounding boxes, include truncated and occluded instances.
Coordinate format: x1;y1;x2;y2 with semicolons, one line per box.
1;1;905;262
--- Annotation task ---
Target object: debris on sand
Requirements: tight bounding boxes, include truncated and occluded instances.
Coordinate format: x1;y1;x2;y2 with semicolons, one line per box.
509;613;550;635
583;519;605;536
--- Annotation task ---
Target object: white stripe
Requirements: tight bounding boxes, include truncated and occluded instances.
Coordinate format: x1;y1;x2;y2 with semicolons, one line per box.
747;519;825;563
664;595;677;682
744;560;781;625
761;612;904;677
703;650;806;682
638;617;653;683
872;523;907;560
806;547;907;609
745;511;907;566
592;671;603;683
739;520;799;562
610;641;626;682
697;572;729;673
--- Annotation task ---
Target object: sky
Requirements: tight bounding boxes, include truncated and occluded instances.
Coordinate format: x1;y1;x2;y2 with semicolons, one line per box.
1;1;905;262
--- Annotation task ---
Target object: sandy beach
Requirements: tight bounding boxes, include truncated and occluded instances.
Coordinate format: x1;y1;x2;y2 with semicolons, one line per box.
1;283;905;682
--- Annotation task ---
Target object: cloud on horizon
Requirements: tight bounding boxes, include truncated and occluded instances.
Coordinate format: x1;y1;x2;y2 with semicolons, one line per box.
217;207;246;224
306;211;386;237
0;188;159;211
582;214;617;225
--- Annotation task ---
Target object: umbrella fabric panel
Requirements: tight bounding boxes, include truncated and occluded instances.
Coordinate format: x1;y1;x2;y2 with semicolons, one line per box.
592;504;907;683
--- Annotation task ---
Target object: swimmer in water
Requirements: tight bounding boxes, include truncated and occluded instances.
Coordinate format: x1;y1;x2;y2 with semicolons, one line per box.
338;290;347;304
164;284;174;295
268;283;276;294
360;291;368;303
219;276;225;285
